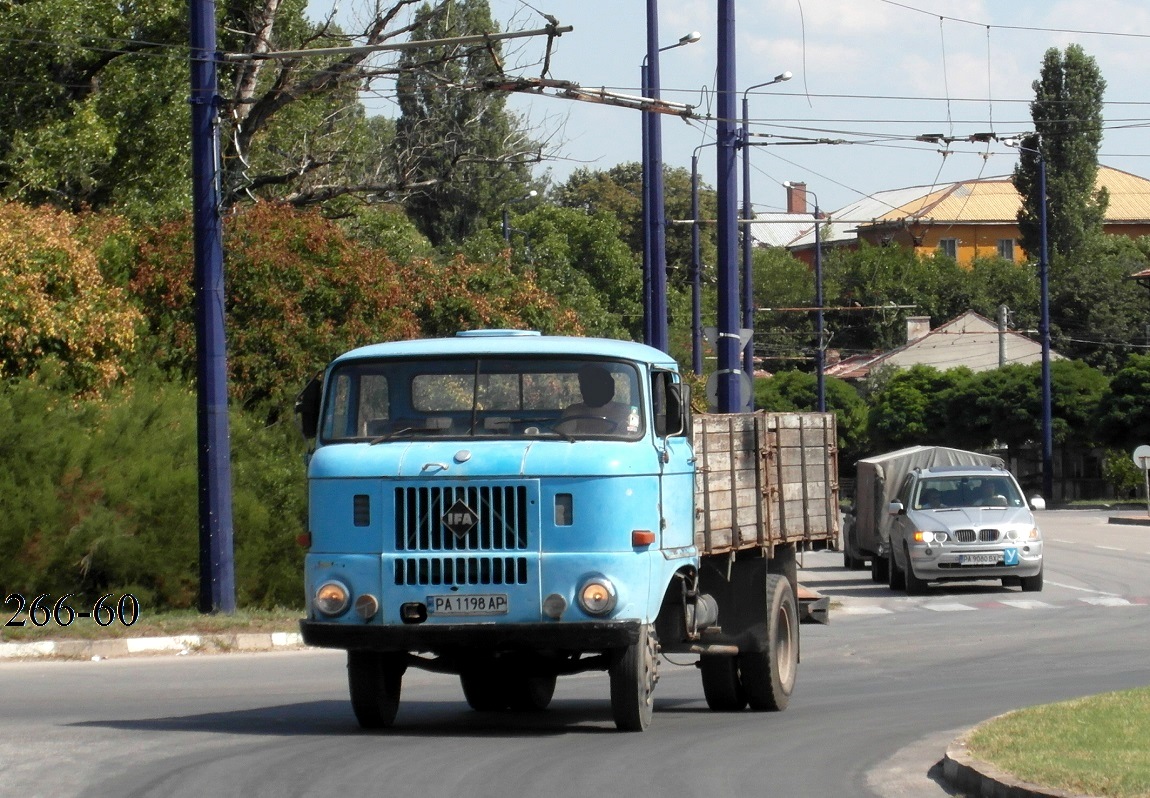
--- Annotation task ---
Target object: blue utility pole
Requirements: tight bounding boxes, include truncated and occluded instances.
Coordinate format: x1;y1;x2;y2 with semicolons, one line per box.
644;0;669;353
190;0;236;613
715;0;740;411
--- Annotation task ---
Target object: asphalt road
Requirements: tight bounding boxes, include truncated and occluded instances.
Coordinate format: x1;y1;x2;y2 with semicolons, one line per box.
1;510;1147;798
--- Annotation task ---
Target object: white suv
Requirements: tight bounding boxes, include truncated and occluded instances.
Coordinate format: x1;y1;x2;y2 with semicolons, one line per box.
886;465;1044;594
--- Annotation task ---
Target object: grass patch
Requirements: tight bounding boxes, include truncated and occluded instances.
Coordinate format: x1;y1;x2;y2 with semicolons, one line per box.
966;687;1150;798
1;606;303;642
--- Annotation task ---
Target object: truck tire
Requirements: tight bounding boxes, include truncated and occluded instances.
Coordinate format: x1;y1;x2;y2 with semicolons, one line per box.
1020;567;1044;592
460;669;510;712
348;651;405;729
903;545;929;594
700;656;747;711
507;675;557;711
610;623;658;731
739;574;798;712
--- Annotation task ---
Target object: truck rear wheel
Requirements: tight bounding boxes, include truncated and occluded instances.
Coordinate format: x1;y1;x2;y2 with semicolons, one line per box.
739;574;798;712
700;656;747;711
610;623;658;731
348;651;405;729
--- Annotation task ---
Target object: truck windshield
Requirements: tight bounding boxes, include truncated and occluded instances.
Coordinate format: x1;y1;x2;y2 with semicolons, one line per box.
320;357;645;443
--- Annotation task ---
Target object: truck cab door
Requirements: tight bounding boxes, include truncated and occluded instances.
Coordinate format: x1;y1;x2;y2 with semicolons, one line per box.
652;371;695;551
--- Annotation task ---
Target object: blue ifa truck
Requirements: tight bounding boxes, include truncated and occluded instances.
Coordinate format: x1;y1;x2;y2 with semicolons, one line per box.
295;331;837;731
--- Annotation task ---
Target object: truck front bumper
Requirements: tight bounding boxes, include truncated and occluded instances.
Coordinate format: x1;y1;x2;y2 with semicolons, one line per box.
300;619;640;653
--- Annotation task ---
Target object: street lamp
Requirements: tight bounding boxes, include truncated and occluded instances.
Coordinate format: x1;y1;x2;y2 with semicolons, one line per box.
502;190;538;243
642;19;701;351
1004;136;1053;501
740;71;792;396
784;181;825;412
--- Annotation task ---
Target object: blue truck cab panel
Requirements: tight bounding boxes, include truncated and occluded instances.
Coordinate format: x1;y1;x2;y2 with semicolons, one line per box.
298;331;696;658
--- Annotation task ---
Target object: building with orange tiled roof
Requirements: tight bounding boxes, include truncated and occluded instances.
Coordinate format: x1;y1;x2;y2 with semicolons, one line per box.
769;166;1150;266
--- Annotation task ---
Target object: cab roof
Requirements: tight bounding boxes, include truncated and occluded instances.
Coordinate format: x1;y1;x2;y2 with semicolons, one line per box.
332;331;680;370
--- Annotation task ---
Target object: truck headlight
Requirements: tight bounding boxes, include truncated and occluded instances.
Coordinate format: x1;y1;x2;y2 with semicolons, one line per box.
314;580;351;616
578;577;617;615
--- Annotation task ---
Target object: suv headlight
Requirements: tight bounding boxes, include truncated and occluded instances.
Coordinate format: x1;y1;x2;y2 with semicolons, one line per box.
913;530;948;544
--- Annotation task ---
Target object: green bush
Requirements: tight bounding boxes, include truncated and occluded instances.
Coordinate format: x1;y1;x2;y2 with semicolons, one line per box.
0;373;308;611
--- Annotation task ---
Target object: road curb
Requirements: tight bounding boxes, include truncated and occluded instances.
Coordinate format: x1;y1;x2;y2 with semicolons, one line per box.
943;733;1094;798
0;631;306;661
1108;515;1150;526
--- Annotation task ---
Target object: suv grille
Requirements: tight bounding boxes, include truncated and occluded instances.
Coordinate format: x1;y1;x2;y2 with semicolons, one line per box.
394;485;530;552
954;528;1000;543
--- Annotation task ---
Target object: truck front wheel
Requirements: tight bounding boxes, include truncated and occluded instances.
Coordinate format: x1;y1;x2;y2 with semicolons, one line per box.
739;574;798;712
348;651;405;729
610;623;659;731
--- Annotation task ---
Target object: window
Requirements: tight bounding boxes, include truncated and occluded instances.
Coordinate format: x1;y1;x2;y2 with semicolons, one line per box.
937;239;958;258
997;239;1015;260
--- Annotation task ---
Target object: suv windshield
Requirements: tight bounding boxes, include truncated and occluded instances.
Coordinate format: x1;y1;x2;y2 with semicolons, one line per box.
320;357;645;443
912;474;1024;510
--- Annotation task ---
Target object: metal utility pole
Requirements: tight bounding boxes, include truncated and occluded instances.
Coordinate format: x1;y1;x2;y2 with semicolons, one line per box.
190;0;235;613
715;0;740;412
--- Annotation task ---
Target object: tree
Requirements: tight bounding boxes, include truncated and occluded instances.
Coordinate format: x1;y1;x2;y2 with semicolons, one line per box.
0;0;193;216
554;163;718;293
392;0;539;245
1048;235;1150;371
866;365;975;452
0;203;142;394
1012;44;1108;260
1096;354;1150;447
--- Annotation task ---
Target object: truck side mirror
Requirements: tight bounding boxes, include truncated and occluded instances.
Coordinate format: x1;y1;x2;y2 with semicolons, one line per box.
295;375;322;439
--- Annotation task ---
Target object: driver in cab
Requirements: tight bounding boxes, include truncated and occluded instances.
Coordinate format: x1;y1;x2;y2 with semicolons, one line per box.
560;364;634;435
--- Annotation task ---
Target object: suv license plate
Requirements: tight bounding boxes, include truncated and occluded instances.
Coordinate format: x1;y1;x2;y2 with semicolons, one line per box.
427;594;509;615
959;553;999;566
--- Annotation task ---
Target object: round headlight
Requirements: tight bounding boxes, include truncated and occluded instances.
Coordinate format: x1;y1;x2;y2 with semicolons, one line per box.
578;577;617;615
314;580;351;616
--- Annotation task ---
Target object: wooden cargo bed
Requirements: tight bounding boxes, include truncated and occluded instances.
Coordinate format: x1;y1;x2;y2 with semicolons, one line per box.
693;412;839;556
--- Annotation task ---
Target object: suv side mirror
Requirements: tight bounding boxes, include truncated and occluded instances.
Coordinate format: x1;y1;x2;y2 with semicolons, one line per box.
887;500;905;516
295;375;322;439
1029;496;1046;511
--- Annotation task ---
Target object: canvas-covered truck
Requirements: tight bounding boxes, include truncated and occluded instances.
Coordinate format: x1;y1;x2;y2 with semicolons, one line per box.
294;330;837;731
842;445;1007;582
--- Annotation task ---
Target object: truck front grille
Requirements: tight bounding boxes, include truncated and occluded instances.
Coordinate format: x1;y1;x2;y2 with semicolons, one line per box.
394;556;529;586
394;485;530;552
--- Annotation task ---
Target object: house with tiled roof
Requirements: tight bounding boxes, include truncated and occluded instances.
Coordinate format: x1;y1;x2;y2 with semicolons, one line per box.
765;166;1150;266
823;310;1062;382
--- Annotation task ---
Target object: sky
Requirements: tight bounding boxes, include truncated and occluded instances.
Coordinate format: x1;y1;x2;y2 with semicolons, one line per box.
309;0;1150;215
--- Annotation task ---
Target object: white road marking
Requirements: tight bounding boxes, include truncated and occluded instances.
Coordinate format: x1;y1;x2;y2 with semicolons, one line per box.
838;605;894;615
1080;596;1134;607
1045;579;1120;596
997;599;1053;610
1095;545;1127;551
923;602;977;612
